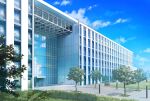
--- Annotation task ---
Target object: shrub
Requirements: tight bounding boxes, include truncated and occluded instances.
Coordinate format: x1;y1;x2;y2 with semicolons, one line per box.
0;90;135;101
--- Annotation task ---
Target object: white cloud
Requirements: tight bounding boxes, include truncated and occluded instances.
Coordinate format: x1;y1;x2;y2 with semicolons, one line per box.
61;0;70;6
115;37;127;44
134;54;150;69
115;36;136;44
66;8;128;29
114;18;128;24
88;4;97;10
66;8;90;24
53;1;60;5
92;20;111;28
53;0;71;6
66;8;111;28
144;48;150;53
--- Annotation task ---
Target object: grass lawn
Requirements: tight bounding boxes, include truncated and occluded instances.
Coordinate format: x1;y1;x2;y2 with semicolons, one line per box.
0;90;135;101
110;80;150;90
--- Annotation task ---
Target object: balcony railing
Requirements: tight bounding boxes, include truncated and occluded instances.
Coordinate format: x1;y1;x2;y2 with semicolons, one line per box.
34;6;73;32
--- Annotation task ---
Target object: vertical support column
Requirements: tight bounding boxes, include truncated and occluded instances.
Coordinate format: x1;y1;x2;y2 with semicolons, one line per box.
90;30;92;85
81;25;84;86
21;0;28;91
6;0;14;45
85;28;88;85
32;0;35;90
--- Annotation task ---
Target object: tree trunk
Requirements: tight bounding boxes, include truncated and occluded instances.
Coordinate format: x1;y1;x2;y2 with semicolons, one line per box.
116;81;118;89
137;82;140;91
75;82;77;92
124;82;126;96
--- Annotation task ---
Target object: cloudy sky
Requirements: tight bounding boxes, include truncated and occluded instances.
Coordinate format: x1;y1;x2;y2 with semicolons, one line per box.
44;0;150;71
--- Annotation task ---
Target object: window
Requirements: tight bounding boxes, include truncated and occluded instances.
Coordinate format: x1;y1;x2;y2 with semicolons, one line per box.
28;0;32;13
96;43;98;49
14;27;21;40
0;4;6;19
28;31;32;43
80;46;81;54
79;36;81;44
0;24;5;35
80;55;82;65
14;0;21;8
88;29;90;38
92;50;94;57
84;37;86;46
14;10;21;24
92;31;94;40
0;4;5;19
88;48;90;57
88;39;90;47
84;27;86;37
0;0;6;3
28;47;32;58
96;51;98;58
28;16;32;28
92;58;94;66
84;47;86;56
84;56;86;66
88;57;90;65
28;63;32;76
92;41;94;48
95;34;97;41
14;45;20;54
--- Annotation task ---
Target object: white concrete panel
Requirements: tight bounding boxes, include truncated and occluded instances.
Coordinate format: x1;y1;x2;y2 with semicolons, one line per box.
32;0;35;90
21;0;29;91
6;0;14;45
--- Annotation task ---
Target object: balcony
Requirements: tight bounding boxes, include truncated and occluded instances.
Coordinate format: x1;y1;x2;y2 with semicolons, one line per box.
34;6;73;35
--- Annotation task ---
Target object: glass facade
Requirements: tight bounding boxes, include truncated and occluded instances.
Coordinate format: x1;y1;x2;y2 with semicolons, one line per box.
14;10;21;24
0;0;6;3
14;0;21;9
28;16;32;28
79;24;133;84
28;31;32;43
14;26;21;40
0;4;5;20
28;0;32;14
14;44;20;54
0;23;5;35
34;33;57;87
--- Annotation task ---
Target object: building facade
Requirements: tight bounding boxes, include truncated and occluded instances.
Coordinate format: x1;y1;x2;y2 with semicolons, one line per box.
0;0;133;90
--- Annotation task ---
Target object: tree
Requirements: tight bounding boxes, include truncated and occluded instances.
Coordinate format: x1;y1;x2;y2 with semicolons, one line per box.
0;35;26;95
133;68;146;90
90;69;102;88
112;65;133;96
67;67;84;91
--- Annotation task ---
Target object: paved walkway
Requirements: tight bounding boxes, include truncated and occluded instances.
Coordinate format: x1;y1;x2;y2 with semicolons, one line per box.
35;85;150;101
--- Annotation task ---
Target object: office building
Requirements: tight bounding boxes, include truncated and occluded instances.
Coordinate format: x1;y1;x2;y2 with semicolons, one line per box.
0;0;133;90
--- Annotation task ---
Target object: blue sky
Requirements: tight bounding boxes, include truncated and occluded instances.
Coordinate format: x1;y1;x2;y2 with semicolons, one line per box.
44;0;150;71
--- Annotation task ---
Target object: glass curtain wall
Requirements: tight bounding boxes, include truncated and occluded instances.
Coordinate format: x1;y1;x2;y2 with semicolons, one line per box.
34;31;57;87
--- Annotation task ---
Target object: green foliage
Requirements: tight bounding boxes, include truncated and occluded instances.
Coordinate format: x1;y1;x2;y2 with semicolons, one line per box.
91;69;102;87
67;67;84;91
133;68;146;90
91;69;102;83
112;65;133;84
133;68;146;83
0;90;135;101
0;35;26;95
102;76;110;86
112;65;133;96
